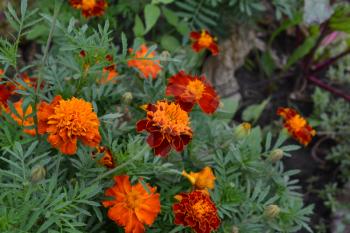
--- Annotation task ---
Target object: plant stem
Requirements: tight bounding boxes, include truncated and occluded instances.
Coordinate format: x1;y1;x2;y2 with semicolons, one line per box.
311;48;350;75
33;1;62;139
308;75;350;101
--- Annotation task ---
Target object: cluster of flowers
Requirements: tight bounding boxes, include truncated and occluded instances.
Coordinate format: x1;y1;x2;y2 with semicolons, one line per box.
0;33;222;232
0;2;317;232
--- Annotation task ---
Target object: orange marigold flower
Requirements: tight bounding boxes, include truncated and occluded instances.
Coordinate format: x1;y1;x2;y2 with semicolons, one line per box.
277;107;316;146
69;0;107;18
136;100;192;156
95;146;115;169
128;44;161;79
8;99;36;136
102;175;161;233
18;73;43;90
37;96;101;155
166;71;220;114
182;166;216;191
190;30;219;56
100;68;118;84
173;190;220;233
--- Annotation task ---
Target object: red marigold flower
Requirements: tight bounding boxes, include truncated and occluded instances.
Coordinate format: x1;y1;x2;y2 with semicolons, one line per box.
166;71;219;114
127;44;161;79
102;175;161;233
173;190;220;233
136;100;192;157
0;83;15;109
95;146;115;169
190;30;219;56
7;99;36;136
277;107;316;146
69;0;107;18
37;96;101;155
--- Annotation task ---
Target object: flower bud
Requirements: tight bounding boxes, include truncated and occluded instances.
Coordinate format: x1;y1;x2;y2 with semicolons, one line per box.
122;92;133;105
264;204;280;218
269;149;284;162
30;165;46;183
234;122;251;139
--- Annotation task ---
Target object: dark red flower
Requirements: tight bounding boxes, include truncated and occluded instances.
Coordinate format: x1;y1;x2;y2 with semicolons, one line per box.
166;71;219;114
173;190;220;233
136;101;192;157
190;30;219;56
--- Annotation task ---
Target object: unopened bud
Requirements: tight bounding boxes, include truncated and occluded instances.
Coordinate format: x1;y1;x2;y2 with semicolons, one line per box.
122;92;133;104
264;204;280;218
234;122;251;139
31;165;46;182
269;149;284;162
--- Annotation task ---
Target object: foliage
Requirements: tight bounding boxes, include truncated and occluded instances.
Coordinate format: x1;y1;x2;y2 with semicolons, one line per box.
0;0;317;232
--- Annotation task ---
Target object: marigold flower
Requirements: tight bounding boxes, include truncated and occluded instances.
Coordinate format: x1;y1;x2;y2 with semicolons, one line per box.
277;107;316;146
0;83;15;109
95;146;115;169
100;68;118;84
103;175;161;233
173;190;220;233
37;96;101;155
182;166;216;190
166;71;219;114
8;99;36;136
136;100;192;156
128;44;161;79
18;73;43;90
69;0;107;18
190;30;219;56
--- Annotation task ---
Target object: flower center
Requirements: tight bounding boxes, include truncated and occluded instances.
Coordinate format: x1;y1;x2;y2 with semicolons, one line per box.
288;115;306;131
198;31;213;47
186;80;205;100
151;101;191;135
82;0;96;9
192;200;211;218
126;191;140;209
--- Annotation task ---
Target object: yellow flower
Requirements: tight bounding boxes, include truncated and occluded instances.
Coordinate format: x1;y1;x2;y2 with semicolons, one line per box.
182;166;216;190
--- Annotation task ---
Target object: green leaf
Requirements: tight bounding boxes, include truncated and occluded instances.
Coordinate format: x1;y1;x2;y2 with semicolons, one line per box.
144;4;161;33
133;15;145;37
286;27;319;68
21;0;28;18
161;35;180;52
152;0;175;4
242;98;270;123
176;21;190;36
162;7;178;26
215;97;240;123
